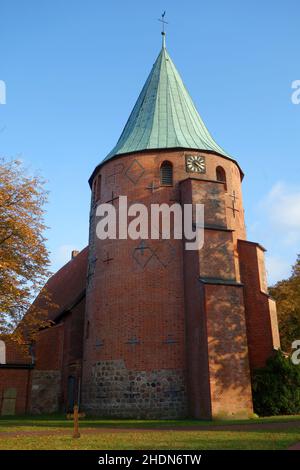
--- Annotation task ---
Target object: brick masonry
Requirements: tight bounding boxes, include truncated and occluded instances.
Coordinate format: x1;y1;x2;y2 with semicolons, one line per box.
238;240;280;369
0;369;31;415
0;148;280;418
81;149;266;419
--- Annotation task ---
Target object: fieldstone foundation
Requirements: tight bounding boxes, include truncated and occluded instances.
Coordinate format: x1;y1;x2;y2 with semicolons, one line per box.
30;370;61;414
82;360;187;418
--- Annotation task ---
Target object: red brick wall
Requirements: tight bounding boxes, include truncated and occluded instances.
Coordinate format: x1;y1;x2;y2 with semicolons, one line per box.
1;337;31;364
35;324;64;370
238;240;280;369
204;283;253;417
0;338;32;415
0;369;31;414
60;299;85;408
82;149;250;418
181;177;253;419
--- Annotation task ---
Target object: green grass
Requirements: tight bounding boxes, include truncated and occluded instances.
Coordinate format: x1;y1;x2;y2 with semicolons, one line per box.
0;429;300;450
1;413;300;428
0;414;300;450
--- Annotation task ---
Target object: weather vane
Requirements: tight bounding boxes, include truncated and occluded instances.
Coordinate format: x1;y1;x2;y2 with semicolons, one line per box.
158;11;168;34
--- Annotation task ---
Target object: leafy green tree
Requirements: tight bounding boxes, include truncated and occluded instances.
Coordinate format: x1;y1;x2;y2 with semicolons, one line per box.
252;350;300;416
269;255;300;352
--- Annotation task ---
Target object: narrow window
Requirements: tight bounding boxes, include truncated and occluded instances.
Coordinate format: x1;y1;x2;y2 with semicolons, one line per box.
96;175;101;201
92;179;97;204
0;340;6;364
160;161;173;186
216;166;227;190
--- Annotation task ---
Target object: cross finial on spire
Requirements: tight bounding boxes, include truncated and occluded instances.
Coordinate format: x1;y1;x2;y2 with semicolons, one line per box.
158;11;168;48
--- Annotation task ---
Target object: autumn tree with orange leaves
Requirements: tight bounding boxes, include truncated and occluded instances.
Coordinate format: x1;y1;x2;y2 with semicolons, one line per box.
0;158;52;344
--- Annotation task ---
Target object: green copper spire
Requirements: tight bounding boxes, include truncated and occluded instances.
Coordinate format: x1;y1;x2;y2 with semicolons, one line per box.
103;38;229;162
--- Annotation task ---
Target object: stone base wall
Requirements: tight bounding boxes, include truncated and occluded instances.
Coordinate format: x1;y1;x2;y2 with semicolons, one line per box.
82;360;187;418
30;370;61;414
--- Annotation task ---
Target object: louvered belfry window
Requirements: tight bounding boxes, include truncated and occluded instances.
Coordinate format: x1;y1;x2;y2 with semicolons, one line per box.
160;161;173;186
216;166;227;191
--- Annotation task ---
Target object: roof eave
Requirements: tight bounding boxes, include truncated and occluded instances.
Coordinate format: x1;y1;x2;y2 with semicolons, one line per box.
88;147;244;187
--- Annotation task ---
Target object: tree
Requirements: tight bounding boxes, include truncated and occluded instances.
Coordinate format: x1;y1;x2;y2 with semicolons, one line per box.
252;350;300;416
0;158;52;344
269;255;300;352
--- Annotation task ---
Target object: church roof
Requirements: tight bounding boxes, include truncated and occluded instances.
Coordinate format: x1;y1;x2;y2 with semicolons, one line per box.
103;36;229;163
29;247;88;322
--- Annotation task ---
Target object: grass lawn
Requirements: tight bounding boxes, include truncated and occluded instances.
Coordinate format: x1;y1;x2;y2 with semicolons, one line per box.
0;414;300;450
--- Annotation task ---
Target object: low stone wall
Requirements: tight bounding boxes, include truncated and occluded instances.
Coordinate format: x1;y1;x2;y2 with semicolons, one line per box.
30;370;61;414
82;359;187;418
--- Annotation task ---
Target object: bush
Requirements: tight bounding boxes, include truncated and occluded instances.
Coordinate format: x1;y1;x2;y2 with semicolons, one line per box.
252;350;300;416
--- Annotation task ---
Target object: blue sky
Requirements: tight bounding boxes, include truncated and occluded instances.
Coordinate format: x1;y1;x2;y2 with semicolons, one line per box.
0;0;299;284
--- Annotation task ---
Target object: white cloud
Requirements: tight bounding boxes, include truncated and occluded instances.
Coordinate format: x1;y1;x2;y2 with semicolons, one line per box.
247;181;300;284
260;181;300;245
265;254;292;286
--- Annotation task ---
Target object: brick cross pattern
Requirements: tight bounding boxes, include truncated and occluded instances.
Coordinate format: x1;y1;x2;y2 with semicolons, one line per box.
126;336;140;345
227;190;239;218
102;252;113;265
105;191;119;206
146;181;160;193
133;240;155;268
227;200;239;218
106;163;124;185
229;190;238;204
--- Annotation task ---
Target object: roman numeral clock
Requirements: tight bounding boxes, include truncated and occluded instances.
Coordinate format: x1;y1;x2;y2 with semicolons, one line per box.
185;154;206;173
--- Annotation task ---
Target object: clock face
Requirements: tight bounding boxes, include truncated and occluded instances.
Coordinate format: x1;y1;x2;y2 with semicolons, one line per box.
186;155;206;173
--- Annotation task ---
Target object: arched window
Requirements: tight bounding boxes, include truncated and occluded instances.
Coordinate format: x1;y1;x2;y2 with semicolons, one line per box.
216;166;227;190
160;161;173;186
0;340;6;364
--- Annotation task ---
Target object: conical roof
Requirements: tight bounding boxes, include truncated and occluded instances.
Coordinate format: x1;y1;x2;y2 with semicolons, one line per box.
103;39;229;162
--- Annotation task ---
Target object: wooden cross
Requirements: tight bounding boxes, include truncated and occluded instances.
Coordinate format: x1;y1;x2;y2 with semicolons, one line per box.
105;191;119;206
66;404;86;439
146;181;159;193
102;251;113;265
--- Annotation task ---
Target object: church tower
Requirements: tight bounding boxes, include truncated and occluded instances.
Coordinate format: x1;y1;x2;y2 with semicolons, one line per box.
82;33;280;419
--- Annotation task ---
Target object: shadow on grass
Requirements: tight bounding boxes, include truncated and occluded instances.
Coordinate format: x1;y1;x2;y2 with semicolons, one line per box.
0;414;300;433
